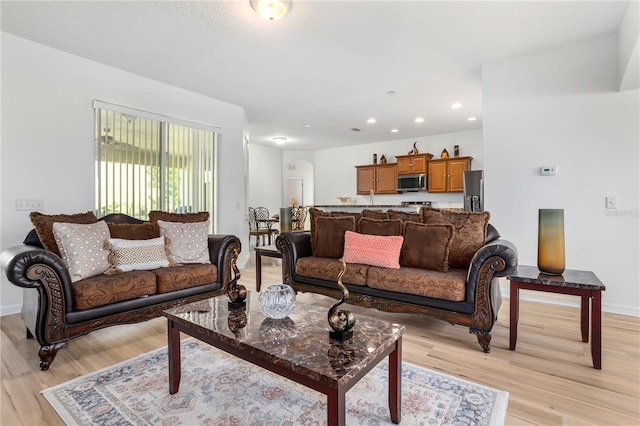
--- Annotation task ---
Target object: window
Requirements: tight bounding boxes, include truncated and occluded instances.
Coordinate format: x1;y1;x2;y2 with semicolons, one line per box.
94;101;218;232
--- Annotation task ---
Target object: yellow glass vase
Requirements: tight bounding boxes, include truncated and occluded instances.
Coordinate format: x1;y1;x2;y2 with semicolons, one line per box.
537;209;565;275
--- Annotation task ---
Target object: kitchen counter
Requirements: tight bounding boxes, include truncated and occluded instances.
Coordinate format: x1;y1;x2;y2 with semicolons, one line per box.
313;204;428;212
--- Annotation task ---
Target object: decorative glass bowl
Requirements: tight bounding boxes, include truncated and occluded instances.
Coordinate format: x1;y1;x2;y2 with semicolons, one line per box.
259;284;296;319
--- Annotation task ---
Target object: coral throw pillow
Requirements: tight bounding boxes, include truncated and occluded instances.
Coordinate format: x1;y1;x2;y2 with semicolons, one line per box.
342;231;404;269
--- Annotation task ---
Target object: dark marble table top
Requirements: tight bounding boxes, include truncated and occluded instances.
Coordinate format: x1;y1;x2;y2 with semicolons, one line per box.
163;292;405;387
507;265;605;291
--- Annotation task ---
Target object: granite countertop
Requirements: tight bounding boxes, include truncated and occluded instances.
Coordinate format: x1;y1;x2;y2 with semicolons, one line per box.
313;204;429;208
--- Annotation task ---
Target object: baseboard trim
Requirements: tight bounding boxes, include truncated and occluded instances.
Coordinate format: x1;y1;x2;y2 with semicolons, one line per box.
0;303;21;317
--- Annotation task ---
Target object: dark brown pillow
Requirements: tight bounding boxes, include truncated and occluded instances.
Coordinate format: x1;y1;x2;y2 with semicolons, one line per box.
313;217;356;258
309;207;332;252
358;218;403;236
148;210;209;223
387;209;422;223
361;209;387;220
107;222;160;240
29;211;98;256
421;207;490;269
400;222;454;272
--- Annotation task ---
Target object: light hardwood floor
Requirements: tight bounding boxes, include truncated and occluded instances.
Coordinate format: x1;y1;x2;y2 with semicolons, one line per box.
2;257;639;425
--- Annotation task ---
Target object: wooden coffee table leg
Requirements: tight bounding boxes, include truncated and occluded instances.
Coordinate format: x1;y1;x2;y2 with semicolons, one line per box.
168;320;181;394
327;389;346;426
389;337;402;424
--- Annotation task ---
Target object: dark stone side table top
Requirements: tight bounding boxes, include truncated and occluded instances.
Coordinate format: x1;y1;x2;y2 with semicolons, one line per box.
508;265;606;291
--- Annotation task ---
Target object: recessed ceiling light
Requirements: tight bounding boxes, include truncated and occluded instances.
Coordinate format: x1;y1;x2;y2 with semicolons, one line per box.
304;124;311;128
391;129;399;133
467;117;477;121
451;103;462;109
273;137;287;144
415;117;424;123
367;118;376;124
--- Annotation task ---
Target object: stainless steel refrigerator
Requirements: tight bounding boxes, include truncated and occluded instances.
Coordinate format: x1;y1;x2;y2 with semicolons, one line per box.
463;170;484;212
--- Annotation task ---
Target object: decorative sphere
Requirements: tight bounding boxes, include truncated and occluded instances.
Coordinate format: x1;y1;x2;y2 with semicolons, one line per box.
259;284;296;319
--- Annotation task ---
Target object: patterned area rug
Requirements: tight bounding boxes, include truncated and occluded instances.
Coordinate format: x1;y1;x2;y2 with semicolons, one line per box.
42;339;508;425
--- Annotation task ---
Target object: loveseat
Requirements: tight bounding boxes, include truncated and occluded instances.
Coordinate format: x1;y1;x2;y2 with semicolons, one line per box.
276;207;517;352
1;211;241;370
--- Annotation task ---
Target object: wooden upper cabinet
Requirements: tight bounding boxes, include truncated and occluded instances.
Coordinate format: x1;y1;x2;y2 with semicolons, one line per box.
427;157;472;193
396;154;430;175
376;163;398;194
356;165;376;194
356;163;397;194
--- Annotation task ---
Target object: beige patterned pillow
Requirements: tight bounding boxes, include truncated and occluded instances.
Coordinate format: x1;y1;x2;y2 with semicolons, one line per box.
105;236;171;273
52;221;111;282
158;220;211;264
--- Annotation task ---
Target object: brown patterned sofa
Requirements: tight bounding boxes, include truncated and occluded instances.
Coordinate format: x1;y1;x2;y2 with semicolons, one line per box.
276;207;517;352
1;212;241;370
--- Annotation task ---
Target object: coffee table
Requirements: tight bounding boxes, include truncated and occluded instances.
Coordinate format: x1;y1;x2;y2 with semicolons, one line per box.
163;292;404;425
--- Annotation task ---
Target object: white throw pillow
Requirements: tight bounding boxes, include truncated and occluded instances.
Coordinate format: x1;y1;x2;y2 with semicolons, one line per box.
106;236;171;273
52;221;111;282
157;220;211;264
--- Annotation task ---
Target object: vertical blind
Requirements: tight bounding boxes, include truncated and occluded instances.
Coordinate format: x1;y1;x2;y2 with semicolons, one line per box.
94;102;218;232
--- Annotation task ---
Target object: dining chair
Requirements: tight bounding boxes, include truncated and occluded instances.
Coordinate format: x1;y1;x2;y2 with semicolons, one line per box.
248;207;269;247
254;207;279;245
291;206;307;231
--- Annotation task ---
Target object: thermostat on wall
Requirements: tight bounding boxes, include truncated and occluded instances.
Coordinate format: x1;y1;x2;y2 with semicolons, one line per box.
540;166;558;176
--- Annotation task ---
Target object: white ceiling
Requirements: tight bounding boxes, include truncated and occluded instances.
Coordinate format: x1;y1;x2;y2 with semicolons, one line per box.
1;1;631;150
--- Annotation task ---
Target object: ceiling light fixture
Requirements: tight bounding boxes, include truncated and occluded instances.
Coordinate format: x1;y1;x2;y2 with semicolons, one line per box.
467;117;477;121
391;129;399;133
273;137;287;144
451;103;462;109
251;0;292;21
415;117;424;123
367;118;376;124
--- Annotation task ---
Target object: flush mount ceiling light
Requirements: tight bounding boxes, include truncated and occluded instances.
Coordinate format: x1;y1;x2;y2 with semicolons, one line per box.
367;118;376;124
415;117;424;123
451;102;462;109
273;137;287;144
467;117;477;121
251;0;292;21
390;129;399;133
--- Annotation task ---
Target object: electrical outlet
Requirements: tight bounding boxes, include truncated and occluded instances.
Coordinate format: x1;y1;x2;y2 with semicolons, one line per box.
605;196;617;209
16;199;44;211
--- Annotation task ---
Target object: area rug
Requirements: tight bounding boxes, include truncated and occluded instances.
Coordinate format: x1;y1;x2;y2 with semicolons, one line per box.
42;339;508;425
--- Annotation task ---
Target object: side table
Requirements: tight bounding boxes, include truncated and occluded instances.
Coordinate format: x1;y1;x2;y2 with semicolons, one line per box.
254;245;282;292
507;265;606;369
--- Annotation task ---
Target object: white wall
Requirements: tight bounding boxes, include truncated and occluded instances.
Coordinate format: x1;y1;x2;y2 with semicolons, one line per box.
247;142;283;221
313;130;484;208
0;33;246;315
483;33;640;316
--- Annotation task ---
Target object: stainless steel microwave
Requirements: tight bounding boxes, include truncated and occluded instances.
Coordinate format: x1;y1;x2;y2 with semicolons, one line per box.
397;174;427;192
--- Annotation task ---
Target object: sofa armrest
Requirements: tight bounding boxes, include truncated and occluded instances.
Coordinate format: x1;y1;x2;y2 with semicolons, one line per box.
466;238;518;326
275;231;311;285
2;244;75;313
207;234;242;288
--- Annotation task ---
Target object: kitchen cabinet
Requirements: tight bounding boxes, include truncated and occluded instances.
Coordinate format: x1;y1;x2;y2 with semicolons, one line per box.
395;153;431;175
427;157;472;193
356;163;397;195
